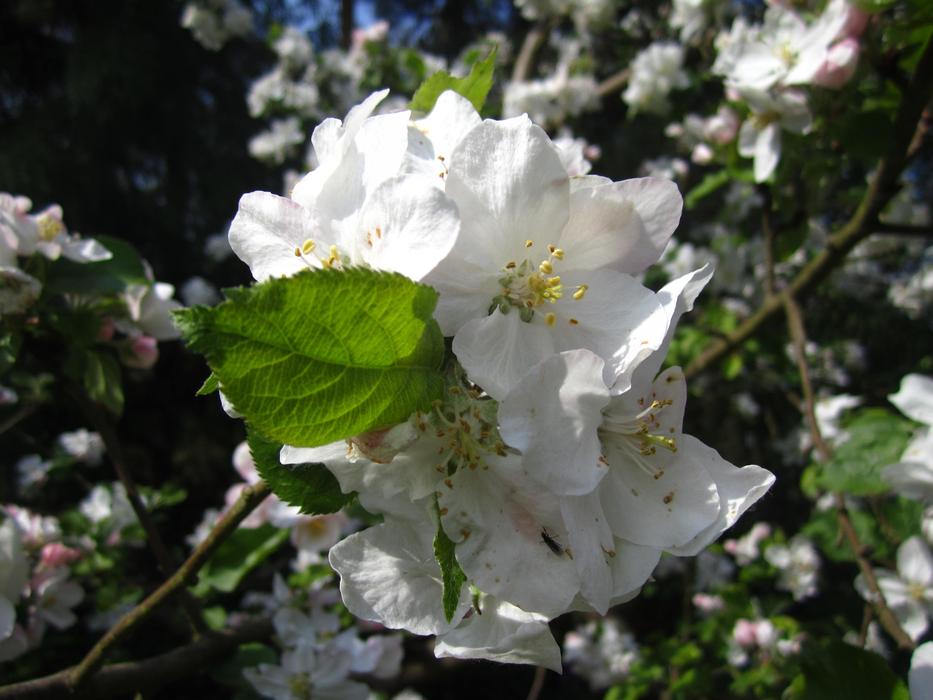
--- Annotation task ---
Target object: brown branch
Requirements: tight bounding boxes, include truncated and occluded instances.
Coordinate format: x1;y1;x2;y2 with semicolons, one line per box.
596;68;631;98
872;222;933;237
512;19;554;83
0;402;39;435
0;617;272;700
783;296;916;651
525;666;546;700
66;480;272;689
759;185;777;297
80;395;206;635
685;34;933;380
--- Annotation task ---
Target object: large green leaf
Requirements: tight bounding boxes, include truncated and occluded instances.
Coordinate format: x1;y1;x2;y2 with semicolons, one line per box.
175;267;445;447
814;408;916;496
410;48;496;114
247;426;352;515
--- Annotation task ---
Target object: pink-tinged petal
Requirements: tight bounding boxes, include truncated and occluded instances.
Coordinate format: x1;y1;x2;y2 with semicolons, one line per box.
499;350;610;496
667;436;775;556
558;181;656;275
445;116;569;267
453;311;555;401
354;175;460;281
563;178;683;275
329;520;469;636
228;191;325;281
435;596;561;672
438;456;579;617
599;433;721;550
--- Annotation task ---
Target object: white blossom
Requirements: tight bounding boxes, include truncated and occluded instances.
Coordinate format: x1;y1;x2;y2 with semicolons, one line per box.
623;42;690;115
764;535;820;600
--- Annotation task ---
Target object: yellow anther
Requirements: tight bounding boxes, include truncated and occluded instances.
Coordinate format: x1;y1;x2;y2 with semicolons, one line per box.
545;312;557;327
293;247;302;257
568;318;579;325
524;239;534;248
301;239;316;255
547;276;561;287
37;215;64;242
552;248;565;260
539;260;553;274
505;261;517;269
572;284;589;301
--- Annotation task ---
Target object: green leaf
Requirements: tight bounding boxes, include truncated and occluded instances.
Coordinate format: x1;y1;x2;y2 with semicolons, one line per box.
814;408;916;495
196;372;220;396
792;641;909;700
410;48;496;114
247;426;353;515
43;236;148;295
684;170;731;209
195;524;288;594
175;267;445;448
434;501;467;623
83;350;124;415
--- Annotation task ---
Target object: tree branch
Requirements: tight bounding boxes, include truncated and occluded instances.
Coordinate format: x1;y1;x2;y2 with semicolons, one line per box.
66;480;272;689
596;68;631;98
80;394;206;635
0;617;273;700
685;35;933;380
511;19;554;83
783;296;916;651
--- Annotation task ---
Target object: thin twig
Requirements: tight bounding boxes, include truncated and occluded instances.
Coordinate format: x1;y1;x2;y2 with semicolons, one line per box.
596;68;631;98
685;35;933;380
525;666;547;700
0;617;272;700
783;296;916;651
512;19;554;83
79;394;206;635
67;480;272;689
871;222;933;237
0;402;38;435
759;184;777;297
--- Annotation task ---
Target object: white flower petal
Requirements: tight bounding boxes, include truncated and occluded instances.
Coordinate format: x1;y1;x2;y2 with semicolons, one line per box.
329;519;469;636
354;175;460;281
499;349;610;496
910;641;933;700
891;374;933;427
599;433;721;550
438;456;580;617
667;437;775;556
899;536;933;587
753;122;781;183
228;191;324;281
435;595;562;672
453;311;555;401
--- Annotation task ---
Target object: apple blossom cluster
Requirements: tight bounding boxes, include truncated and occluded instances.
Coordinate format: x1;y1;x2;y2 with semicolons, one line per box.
712;0;867;181
0;507;84;663
728;617;801;668
0;193;183;370
623;42;690;115
180;0;253;52
503;37;599;128
224;88;775;668
240;574;404;700
563;617;639;690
